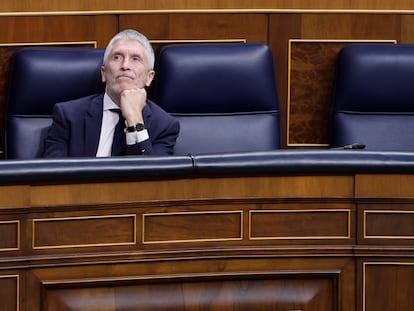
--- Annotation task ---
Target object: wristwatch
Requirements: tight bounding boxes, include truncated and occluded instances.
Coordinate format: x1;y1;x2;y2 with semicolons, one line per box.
125;123;145;133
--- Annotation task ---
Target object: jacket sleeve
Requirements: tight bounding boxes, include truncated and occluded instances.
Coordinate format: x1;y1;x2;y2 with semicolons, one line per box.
125;117;180;156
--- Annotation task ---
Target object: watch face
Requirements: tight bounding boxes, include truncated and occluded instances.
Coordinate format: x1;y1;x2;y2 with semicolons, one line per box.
136;123;145;131
126;125;136;133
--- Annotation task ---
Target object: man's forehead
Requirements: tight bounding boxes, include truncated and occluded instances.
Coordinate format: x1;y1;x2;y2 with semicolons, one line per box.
111;39;145;54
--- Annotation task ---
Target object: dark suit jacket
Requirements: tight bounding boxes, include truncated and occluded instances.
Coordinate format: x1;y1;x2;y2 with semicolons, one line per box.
43;94;179;158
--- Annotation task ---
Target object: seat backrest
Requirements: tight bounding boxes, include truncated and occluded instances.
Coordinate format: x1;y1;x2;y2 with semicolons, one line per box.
330;44;414;151
5;47;105;159
154;43;281;155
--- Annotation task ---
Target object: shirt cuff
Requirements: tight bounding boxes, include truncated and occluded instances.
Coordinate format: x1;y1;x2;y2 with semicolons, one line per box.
126;129;149;145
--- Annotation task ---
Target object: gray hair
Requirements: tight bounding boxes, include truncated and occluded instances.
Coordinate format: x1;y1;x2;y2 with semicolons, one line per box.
102;29;155;70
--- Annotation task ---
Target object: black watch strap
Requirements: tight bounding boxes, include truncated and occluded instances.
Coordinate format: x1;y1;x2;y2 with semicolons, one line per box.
126;123;145;133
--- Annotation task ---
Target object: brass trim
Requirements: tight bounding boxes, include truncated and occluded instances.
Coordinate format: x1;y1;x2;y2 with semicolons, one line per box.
364;210;414;239
32;214;137;249
142;210;243;244
363;261;414;311
0;220;20;251
0;41;97;47
3;9;414;17
249;209;351;240
151;39;246;44
286;39;396;147
0;274;19;311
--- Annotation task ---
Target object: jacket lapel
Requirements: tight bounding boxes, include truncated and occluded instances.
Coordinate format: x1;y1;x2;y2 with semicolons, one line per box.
84;94;103;156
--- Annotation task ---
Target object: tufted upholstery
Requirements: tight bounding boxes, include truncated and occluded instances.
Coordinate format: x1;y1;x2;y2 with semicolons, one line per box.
330;44;414;151
154;43;281;155
5;47;105;159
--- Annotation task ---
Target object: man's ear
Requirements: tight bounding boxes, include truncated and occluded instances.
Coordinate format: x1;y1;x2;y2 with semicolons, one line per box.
145;70;155;87
101;66;106;83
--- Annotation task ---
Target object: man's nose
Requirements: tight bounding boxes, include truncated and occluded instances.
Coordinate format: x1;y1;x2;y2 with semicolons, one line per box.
121;57;130;69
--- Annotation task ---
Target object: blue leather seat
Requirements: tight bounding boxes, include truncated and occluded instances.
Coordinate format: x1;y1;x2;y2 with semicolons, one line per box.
330;44;414;151
154;43;281;155
5;47;105;159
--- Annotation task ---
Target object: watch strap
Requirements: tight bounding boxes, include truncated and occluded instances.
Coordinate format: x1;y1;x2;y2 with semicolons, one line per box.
126;123;145;133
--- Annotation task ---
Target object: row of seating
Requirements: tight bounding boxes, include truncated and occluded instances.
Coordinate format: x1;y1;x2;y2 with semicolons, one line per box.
4;43;281;159
4;42;414;159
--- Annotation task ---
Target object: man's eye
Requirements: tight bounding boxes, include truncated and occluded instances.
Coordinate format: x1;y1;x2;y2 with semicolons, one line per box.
133;56;141;62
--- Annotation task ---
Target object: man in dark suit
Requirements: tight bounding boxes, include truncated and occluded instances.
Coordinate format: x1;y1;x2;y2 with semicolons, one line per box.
43;29;179;158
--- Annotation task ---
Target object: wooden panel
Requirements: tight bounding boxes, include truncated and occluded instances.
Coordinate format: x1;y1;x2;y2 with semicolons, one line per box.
44;274;336;311
30;175;354;206
364;210;414;241
363;262;414;311
0;171;365;311
119;13;268;43
250;209;351;240
27;256;354;311
0;15;116;45
299;14;403;39
33;258;351;311
356;174;414;197
269;14;301;147
0;185;29;207
0;220;19;251
2;0;414;12
33;214;136;249
0;274;18;311
287;40;348;146
143;210;242;244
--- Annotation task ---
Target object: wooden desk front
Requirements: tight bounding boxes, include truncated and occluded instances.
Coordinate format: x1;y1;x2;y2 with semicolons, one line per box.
1;172;413;311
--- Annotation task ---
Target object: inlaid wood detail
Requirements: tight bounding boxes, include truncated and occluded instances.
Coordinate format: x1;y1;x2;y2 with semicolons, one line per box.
0;220;19;251
32;214;136;249
143;210;243;244
250;209;350;240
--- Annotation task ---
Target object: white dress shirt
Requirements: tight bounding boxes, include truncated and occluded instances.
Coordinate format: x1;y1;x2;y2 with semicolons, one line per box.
96;94;150;157
96;94;119;157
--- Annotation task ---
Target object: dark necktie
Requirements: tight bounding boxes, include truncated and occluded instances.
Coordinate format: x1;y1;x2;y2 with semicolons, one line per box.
110;109;126;156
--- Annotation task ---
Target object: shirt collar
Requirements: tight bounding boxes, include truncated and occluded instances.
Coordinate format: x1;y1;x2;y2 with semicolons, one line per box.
103;93;119;111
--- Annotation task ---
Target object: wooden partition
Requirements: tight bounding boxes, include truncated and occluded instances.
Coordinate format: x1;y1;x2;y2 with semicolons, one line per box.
0;0;414;154
0;172;413;310
1;4;414;154
2;0;414;12
0;2;413;310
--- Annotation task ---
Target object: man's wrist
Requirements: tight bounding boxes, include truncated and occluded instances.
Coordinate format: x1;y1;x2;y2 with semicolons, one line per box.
125;123;145;133
126;129;149;144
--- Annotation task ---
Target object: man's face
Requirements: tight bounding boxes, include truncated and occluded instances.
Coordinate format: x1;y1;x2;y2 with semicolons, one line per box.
101;39;155;100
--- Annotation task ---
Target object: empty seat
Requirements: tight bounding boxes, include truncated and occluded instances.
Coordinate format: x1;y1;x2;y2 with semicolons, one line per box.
330;44;414;151
154;43;281;155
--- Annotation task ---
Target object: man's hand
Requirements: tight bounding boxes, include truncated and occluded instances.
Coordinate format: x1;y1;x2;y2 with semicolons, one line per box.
119;88;146;126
